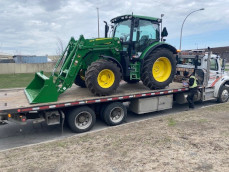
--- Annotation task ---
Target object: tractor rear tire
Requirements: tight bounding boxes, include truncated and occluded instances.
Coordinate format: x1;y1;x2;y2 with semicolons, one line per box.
85;59;121;96
141;48;176;89
74;70;86;88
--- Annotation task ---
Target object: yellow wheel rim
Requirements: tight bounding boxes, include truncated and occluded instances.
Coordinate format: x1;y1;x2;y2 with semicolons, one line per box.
152;57;172;82
79;70;85;81
97;69;115;88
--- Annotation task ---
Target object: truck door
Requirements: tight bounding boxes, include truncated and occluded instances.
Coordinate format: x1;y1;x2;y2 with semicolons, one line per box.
208;58;221;87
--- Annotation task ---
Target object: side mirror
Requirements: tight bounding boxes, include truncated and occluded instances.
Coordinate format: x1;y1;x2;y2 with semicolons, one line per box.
134;18;139;27
104;21;109;38
161;27;168;37
222;58;225;70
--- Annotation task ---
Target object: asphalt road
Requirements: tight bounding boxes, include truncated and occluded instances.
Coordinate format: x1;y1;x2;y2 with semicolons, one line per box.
0;100;219;151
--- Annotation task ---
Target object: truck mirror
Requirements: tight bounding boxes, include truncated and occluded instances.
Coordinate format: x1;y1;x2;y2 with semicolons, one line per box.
104;21;109;38
161;27;168;37
222;58;225;70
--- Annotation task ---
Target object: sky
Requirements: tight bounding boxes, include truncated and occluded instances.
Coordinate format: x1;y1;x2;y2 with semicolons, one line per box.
0;0;229;55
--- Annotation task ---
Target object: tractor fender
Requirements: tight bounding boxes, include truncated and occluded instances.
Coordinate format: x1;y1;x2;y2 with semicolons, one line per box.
140;43;177;60
99;55;123;75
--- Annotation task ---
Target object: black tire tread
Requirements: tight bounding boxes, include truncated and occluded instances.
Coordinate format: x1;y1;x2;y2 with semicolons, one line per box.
85;59;121;96
67;106;96;133
217;85;229;103
74;73;86;88
141;48;176;89
102;102;127;126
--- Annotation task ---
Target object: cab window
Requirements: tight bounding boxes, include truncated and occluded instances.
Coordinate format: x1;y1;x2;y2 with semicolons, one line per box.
113;20;131;42
210;59;218;71
132;20;159;52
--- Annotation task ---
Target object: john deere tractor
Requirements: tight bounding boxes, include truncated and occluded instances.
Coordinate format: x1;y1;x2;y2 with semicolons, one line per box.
25;14;177;103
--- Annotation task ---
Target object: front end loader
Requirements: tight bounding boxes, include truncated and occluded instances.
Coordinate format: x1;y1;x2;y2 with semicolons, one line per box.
25;35;122;103
25;14;177;104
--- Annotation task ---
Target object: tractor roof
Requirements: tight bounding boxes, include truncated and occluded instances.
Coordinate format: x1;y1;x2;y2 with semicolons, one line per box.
111;14;161;23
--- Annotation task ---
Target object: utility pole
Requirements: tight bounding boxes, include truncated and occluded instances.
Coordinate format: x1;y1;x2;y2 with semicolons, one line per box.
96;7;100;38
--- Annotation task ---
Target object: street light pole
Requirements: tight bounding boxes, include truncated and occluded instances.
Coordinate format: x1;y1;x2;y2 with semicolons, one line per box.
96;7;100;38
179;8;204;50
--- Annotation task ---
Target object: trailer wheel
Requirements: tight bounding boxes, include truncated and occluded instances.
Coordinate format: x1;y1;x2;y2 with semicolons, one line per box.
74;69;86;88
67;106;96;133
141;48;176;89
217;86;229;103
85;59;121;96
102;102;127;126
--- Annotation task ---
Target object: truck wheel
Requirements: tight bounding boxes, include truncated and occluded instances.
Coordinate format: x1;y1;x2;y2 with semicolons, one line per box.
101;102;127;126
85;59;121;96
141;48;176;89
217;86;229;103
67;106;96;133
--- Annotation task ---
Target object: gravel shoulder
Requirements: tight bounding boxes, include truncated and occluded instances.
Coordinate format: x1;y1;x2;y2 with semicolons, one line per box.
0;103;229;172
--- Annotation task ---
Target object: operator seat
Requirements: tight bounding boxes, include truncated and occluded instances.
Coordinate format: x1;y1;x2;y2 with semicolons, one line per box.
139;35;149;52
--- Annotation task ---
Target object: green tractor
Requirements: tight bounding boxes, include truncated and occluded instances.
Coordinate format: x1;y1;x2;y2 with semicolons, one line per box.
25;14;177;104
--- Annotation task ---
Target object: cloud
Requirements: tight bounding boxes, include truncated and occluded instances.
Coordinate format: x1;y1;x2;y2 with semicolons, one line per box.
0;0;228;55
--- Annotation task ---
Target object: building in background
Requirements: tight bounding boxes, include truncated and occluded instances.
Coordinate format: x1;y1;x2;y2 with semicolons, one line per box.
209;46;229;62
0;53;14;63
13;55;48;63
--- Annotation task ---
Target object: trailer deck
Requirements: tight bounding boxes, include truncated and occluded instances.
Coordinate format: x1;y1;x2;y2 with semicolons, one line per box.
0;82;188;114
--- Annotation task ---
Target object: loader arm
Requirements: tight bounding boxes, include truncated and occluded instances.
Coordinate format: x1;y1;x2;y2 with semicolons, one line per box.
25;35;89;103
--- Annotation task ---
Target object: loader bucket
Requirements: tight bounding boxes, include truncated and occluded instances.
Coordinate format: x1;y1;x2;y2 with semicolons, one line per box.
25;71;59;104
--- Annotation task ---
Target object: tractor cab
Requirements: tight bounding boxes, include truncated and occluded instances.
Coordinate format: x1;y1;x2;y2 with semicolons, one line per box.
109;15;167;58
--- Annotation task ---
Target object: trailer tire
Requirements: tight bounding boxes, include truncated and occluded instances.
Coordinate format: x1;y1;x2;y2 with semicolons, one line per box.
85;59;121;96
217;86;229;103
102;102;127;126
67;106;96;133
141;48;176;89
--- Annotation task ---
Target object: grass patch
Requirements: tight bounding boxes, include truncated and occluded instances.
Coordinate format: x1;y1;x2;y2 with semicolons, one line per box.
168;118;176;126
0;72;51;89
199;119;208;123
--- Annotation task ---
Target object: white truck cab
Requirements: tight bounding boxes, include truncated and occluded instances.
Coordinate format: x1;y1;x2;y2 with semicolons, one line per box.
176;50;229;103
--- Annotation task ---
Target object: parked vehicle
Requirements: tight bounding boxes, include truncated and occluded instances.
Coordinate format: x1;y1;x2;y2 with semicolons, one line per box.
0;49;228;133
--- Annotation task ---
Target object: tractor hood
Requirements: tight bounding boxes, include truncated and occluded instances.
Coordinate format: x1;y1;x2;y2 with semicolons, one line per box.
87;37;121;46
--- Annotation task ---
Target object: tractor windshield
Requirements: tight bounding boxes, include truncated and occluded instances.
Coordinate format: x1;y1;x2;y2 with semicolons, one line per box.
133;20;159;52
113;20;131;42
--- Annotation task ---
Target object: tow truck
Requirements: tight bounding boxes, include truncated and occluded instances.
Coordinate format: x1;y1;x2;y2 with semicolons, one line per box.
0;50;228;133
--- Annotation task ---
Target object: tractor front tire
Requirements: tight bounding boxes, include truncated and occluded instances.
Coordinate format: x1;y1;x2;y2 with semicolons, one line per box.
85;59;121;96
74;70;86;88
141;48;176;89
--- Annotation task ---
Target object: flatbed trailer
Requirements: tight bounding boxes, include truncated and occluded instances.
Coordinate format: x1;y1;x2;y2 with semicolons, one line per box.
1;50;228;133
0;82;188;132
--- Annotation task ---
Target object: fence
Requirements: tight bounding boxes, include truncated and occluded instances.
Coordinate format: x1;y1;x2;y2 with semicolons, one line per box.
0;63;56;74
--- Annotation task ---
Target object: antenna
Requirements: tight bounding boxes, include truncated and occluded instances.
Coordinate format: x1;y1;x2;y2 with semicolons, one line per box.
160;14;164;41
